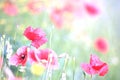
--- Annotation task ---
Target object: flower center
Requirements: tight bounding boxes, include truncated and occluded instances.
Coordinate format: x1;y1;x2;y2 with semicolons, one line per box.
21;54;25;59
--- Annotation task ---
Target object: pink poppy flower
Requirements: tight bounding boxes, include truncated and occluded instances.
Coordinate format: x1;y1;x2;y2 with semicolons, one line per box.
94;37;109;53
81;54;108;76
27;0;44;14
23;26;47;48
84;3;99;16
37;49;58;69
50;8;64;28
28;48;58;69
3;2;18;16
9;46;28;66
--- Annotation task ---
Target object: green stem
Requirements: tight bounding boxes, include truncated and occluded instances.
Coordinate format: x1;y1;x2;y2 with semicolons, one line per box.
91;75;92;80
73;57;76;80
57;55;69;80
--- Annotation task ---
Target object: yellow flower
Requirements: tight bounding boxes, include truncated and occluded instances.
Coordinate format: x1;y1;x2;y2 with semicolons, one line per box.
31;63;45;76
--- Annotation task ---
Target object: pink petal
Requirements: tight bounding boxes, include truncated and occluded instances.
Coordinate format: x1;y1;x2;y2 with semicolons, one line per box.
24;26;47;48
0;57;3;69
28;49;39;63
31;37;47;48
37;49;58;69
9;46;28;66
81;63;97;75
98;63;109;76
90;54;103;66
9;54;19;66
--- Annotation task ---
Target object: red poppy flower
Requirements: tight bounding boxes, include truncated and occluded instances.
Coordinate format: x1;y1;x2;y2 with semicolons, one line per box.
24;26;47;48
3;2;18;16
84;3;99;16
9;46;28;66
94;37;108;53
81;54;108;76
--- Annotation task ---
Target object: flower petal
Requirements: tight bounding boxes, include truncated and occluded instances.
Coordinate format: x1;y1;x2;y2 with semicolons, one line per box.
81;63;97;75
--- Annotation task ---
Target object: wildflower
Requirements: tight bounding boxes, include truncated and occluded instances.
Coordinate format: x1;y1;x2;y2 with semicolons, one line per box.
28;48;58;69
23;26;47;48
31;63;45;76
81;54;108;76
50;8;64;28
37;49;58;69
84;3;99;16
94;37;108;53
3;2;18;16
9;46;28;66
27;0;45;14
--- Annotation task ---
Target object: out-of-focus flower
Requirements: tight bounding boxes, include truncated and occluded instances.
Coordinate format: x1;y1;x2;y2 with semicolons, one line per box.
27;0;45;14
81;54;108;76
24;26;47;48
50;8;64;28
63;0;100;17
3;2;18;16
84;3;99;16
31;63;45;76
94;37;109;53
9;46;28;66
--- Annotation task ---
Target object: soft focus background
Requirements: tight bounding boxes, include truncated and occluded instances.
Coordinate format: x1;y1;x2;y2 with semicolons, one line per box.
0;0;120;80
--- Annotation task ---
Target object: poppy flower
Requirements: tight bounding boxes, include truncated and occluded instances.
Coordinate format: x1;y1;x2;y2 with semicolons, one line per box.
27;0;44;14
9;46;28;66
81;54;108;76
3;2;18;16
23;26;47;48
94;37;109;53
28;48;58;69
37;49;58;69
84;3;99;16
50;8;64;28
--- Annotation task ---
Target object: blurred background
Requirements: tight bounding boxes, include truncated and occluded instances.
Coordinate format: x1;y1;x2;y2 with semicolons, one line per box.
0;0;120;80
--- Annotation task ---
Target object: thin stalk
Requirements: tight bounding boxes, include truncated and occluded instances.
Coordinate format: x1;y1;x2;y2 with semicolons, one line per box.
57;54;69;80
72;57;76;80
